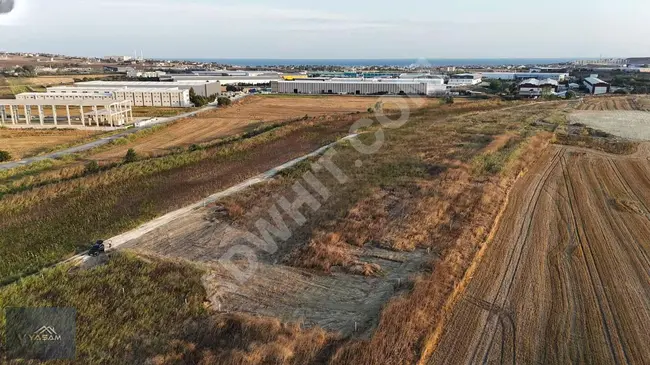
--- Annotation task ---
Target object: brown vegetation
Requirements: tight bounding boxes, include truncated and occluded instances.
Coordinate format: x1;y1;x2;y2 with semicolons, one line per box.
0;128;98;160
3;99;597;365
118;101;567;364
88;95;437;161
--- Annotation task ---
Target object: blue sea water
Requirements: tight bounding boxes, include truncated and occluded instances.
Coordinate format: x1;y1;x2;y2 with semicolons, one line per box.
180;58;580;67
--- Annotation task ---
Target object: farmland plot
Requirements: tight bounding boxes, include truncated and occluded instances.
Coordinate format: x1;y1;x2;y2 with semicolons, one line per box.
428;144;650;364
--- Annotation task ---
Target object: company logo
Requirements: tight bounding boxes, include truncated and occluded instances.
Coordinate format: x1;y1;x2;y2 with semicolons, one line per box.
0;0;15;14
28;326;62;342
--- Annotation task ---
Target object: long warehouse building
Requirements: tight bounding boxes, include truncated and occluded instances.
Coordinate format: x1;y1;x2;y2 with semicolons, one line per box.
272;79;447;95
73;80;221;97
38;86;192;107
166;75;282;85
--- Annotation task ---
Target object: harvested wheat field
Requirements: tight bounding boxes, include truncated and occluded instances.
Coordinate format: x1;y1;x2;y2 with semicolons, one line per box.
427;142;650;364
0;128;98;159
88;95;435;161
575;96;650;111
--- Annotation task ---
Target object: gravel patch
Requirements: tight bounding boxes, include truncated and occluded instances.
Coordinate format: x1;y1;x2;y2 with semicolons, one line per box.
569;111;650;140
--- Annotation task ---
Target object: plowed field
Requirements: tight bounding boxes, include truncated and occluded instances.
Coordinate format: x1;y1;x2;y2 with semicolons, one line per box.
576;96;650;111
429;144;650;364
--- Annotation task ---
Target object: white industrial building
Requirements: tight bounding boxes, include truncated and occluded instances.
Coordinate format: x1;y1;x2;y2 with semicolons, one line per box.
583;76;610;95
74;80;220;97
0;99;133;128
399;73;445;80
16;92;114;102
448;74;483;86
43;86;192;107
114;88;190;107
167;75;281;85
189;70;281;77
271;79;447;95
518;78;559;97
482;72;569;81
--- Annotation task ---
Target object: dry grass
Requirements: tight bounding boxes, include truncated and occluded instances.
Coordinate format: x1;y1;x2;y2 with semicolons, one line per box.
0;112;371;282
575;95;650;111
0;99;570;365
0;252;337;365
8;75;108;87
0;128;99;160
131;106;199;118
194;101;563;364
86;95;438;161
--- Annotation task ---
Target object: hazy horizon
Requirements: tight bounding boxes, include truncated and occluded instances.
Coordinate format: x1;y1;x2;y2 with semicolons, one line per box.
1;0;648;59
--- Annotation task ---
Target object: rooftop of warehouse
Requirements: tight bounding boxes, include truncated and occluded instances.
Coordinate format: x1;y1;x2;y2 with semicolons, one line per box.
75;80;219;85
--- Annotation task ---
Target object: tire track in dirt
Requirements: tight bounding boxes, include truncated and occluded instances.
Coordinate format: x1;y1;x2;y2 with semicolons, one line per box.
606;159;650;272
562;155;630;365
467;149;564;365
540;174;583;365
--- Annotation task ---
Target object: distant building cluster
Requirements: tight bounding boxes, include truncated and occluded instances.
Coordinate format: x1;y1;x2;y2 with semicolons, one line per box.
12;80;220;109
517;79;559;97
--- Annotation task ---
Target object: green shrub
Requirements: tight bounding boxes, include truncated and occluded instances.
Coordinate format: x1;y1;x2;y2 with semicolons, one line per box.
111;137;129;145
124;148;138;163
84;160;100;174
188;144;203;152
440;96;455;105
472;153;504;175
0;150;12;162
217;97;232;107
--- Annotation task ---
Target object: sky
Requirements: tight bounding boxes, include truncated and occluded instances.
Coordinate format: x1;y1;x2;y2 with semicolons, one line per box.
0;0;649;59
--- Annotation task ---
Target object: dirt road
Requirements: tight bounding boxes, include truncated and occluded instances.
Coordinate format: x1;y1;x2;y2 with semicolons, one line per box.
429;144;650;364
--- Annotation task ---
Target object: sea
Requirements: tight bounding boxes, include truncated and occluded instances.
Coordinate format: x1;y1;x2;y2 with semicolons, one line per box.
180;58;581;67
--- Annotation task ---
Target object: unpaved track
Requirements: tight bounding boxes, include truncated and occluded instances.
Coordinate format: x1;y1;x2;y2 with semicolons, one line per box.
429;144;650;364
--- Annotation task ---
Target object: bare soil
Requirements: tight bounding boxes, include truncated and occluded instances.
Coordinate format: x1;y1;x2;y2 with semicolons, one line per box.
428;144;650;364
124;206;431;335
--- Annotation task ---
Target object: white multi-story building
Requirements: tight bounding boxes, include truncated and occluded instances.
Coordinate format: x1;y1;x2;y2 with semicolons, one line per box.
74;80;220;97
115;88;190;107
271;78;447;95
448;74;483;86
19;86;192;107
16;92;115;102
